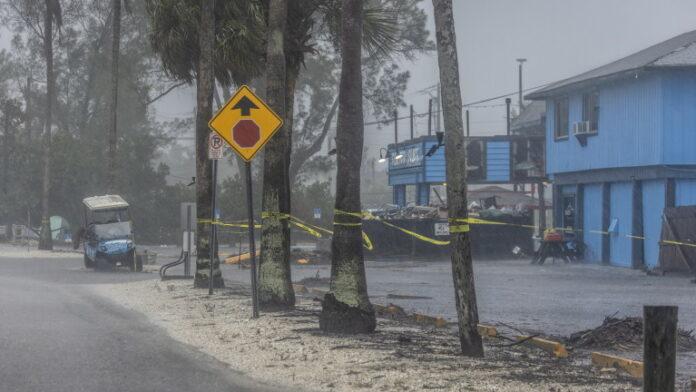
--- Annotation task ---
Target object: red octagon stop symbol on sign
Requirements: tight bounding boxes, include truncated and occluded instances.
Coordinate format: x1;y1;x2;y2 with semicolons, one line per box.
233;119;260;148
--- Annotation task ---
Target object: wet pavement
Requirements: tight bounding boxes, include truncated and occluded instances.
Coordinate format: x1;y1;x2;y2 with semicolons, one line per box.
0;252;288;392
150;244;696;337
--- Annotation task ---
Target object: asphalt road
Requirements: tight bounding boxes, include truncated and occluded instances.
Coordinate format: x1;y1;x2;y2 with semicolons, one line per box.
0;255;282;392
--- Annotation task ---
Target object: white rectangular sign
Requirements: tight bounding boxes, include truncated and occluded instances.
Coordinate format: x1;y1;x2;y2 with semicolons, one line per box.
208;133;225;160
434;222;450;236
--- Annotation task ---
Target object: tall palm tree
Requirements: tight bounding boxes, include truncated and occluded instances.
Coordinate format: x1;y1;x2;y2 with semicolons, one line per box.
107;0;130;192
38;0;62;251
145;0;265;288
258;0;295;309
258;0;429;311
319;0;375;334
192;0;222;288
432;0;483;357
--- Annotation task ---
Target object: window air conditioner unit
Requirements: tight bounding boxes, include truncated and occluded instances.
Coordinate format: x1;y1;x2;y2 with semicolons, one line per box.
573;121;592;147
572;121;591;135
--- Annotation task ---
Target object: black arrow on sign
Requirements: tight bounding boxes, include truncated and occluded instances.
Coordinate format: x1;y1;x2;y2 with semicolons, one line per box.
232;96;259;116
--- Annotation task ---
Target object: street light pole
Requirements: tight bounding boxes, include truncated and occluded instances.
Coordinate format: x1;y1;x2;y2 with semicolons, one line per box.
516;58;527;112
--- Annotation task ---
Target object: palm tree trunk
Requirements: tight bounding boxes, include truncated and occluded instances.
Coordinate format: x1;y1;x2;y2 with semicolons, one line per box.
193;0;224;289
107;0;121;193
38;0;55;251
319;0;375;334
258;0;295;310
432;0;483;357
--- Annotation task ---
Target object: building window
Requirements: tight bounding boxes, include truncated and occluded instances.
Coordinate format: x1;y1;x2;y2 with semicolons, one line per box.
554;97;569;140
582;91;599;133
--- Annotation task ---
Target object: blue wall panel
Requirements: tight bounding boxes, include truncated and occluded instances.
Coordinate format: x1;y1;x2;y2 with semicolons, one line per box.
486;141;510;182
389;171;422;186
583;184;603;263
423;141;446;183
642;180;665;269
609;182;633;267
662;71;696;165
546;74;663;175
675;179;696;206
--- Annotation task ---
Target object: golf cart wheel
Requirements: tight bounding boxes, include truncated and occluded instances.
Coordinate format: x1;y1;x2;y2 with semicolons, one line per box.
83;253;94;269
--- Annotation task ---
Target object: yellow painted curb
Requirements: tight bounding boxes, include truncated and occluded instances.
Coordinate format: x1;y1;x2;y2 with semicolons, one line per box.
477;324;498;338
591;352;643;379
517;336;569;358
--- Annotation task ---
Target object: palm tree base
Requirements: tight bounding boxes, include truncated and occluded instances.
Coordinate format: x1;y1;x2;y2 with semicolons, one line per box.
38;223;53;251
258;292;295;311
193;274;225;289
319;293;376;334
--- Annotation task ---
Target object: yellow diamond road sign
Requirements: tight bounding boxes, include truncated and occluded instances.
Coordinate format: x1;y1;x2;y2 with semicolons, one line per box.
208;85;283;162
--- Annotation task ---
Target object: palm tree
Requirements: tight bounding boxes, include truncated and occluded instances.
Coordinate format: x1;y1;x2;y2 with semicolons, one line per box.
432;0;483;357
145;0;265;288
319;0;375;334
107;0;130;192
258;0;296;309
38;0;62;251
257;0;430;311
192;0;221;288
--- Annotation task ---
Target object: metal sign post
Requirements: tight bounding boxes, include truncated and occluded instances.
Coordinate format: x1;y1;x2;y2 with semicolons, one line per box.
208;133;224;295
185;205;192;277
208;85;283;319
245;161;259;318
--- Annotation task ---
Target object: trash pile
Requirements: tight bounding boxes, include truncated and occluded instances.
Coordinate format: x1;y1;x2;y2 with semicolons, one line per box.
369;205;444;220
567;315;696;352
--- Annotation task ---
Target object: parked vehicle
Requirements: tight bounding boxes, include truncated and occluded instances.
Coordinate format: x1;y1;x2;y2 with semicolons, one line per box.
78;195;141;271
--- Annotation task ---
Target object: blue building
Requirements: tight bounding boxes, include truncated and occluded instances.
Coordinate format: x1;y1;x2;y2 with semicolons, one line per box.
527;30;696;270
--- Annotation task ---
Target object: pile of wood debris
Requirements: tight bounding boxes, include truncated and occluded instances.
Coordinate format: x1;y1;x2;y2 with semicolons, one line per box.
567;315;696;352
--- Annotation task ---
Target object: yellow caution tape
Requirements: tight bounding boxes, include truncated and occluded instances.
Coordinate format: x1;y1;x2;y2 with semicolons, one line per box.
379;220;451;245
660;240;696;248
362;231;374;250
198;219;261;229
204;211;696;253
449;225;470;233
261;211;323;238
289;220;323;238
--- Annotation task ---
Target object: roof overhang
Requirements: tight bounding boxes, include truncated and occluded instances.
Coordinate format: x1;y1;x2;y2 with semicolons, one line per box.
82;195;129;211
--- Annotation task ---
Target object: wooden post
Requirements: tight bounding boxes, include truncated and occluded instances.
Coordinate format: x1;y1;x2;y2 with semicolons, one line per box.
602;182;611;265
643;305;677;392
665;178;676;209
537;182;546;236
632;180;644;269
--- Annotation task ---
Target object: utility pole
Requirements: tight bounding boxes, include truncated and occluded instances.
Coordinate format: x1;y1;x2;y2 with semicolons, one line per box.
517;58;527;112
394;109;398;144
506;98;512;136
466;110;470;137
410;105;414;140
427;99;433;136
436;84;442;132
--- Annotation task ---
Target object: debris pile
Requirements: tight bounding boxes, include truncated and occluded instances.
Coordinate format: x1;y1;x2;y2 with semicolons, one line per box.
568;316;696;352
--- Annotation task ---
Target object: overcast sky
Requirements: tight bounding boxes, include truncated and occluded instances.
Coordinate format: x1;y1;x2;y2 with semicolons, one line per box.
2;0;696;161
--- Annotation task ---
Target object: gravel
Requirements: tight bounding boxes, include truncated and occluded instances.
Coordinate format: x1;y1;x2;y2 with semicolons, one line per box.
91;279;641;392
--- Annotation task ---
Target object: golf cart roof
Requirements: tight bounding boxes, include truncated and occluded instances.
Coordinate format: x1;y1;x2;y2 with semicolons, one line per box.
82;195;129;211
